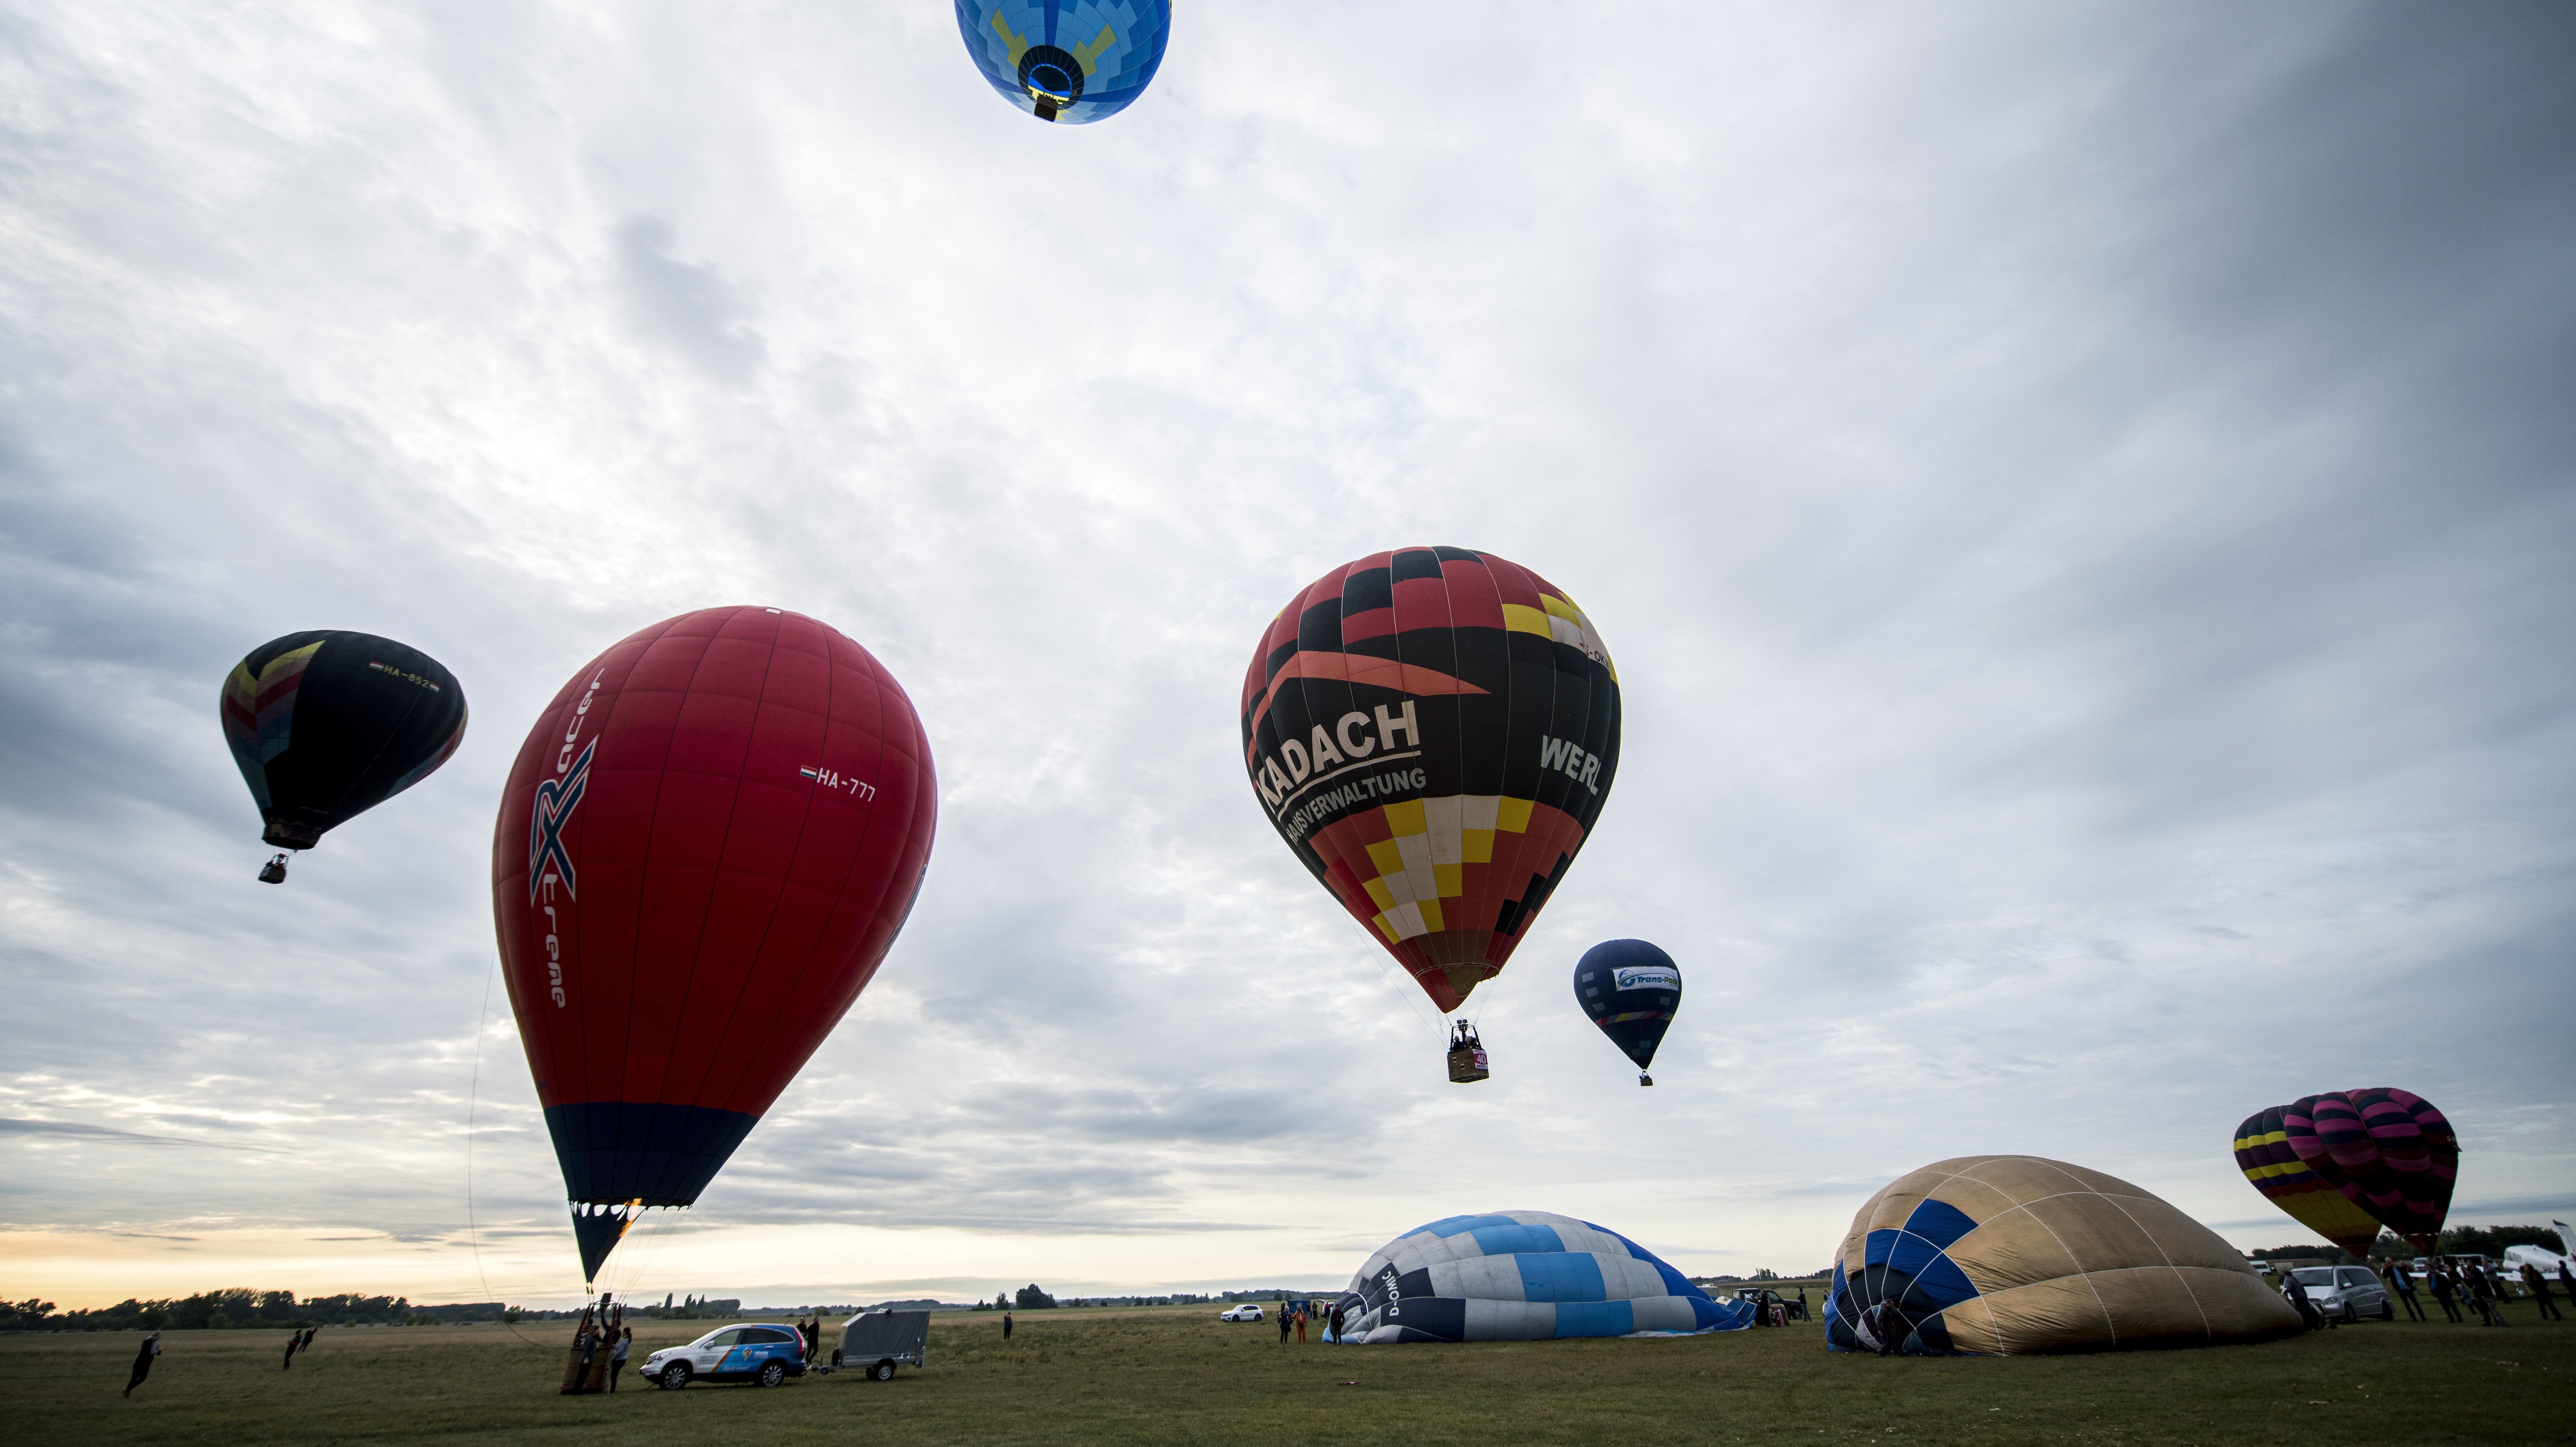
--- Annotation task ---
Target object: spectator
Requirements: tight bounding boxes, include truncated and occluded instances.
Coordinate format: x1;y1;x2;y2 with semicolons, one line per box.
2429;1264;2463;1323
1003;1311;1013;1343
2282;1271;2323;1331
1796;1287;1811;1322
2385;1260;2425;1321
608;1327;631;1392
2524;1263;2564;1322
123;1332;161;1398
1293;1306;1307;1344
282;1331;300;1371
2474;1264;2508;1326
1278;1306;1291;1346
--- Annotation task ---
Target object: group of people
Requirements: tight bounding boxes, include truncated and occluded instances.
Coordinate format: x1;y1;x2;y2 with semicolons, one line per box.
1275;1300;1347;1344
122;1324;325;1399
2281;1255;2572;1330
790;1315;824;1363
570;1319;634;1391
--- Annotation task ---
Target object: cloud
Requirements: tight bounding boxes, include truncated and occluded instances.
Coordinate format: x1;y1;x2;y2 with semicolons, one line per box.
0;1119;266;1151
612;214;769;381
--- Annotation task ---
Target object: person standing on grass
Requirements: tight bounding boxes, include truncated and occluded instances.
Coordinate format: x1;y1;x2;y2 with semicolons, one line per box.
2282;1271;2322;1331
1294;1306;1308;1344
2425;1264;2459;1322
2560;1260;2576;1307
608;1327;631;1391
282;1331;300;1371
2478;1264;2511;1325
123;1332;161;1397
1278;1305;1291;1346
1002;1311;1013;1343
2524;1264;2564;1321
2386;1260;2425;1321
2457;1262;2495;1326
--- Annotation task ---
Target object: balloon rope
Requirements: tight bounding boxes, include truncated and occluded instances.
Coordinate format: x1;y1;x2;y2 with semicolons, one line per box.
465;954;552;1353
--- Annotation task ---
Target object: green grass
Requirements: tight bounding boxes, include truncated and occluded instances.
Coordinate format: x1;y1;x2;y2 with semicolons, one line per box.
5;1301;2569;1445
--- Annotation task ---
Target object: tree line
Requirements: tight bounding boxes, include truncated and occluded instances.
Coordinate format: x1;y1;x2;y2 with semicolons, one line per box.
0;1289;575;1332
2247;1223;2565;1266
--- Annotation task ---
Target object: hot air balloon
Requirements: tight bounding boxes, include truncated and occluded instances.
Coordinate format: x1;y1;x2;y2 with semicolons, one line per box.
220;630;467;882
1826;1156;2300;1355
1573;940;1680;1086
1240;548;1619;1078
491;607;936;1285
954;0;1171;124
1334;1210;1750;1343
2233;1089;2458;1257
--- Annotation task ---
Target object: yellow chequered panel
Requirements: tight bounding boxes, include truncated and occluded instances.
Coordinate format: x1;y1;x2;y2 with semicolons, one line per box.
1500;603;1554;637
1366;838;1406;877
1362;796;1538;941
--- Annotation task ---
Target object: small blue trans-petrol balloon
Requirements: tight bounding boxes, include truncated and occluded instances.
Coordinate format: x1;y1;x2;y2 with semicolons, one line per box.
954;0;1172;124
1573;940;1683;1083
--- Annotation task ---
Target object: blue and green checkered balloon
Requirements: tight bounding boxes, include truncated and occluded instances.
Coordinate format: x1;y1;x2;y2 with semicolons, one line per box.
955;1;1172;124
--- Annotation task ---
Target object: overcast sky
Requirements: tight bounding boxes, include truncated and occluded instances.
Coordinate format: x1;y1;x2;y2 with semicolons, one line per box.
4;1;2571;1311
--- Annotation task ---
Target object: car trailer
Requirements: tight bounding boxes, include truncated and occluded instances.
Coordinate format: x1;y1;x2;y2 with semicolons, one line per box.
827;1309;930;1381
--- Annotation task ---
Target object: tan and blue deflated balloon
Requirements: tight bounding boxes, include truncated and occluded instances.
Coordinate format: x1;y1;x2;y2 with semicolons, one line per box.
1826;1156;2299;1355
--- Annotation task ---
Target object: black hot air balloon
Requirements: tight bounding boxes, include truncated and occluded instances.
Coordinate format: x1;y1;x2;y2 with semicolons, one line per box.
1573;940;1681;1086
220;631;467;882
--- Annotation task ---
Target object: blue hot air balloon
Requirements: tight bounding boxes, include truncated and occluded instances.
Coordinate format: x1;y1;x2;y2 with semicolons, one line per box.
954;0;1172;124
1573;940;1681;1086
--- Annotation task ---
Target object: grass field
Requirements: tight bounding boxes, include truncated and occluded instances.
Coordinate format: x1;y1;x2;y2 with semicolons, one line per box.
6;1299;2569;1445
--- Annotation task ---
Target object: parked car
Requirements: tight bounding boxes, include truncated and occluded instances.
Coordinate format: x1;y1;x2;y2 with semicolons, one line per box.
644;1323;809;1389
1218;1305;1264;1322
1728;1288;1807;1323
2283;1266;2391;1323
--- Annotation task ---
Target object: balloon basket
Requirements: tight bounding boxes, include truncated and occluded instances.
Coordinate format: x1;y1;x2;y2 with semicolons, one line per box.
1639;1073;1653;1087
258;853;289;884
1445;1021;1490;1084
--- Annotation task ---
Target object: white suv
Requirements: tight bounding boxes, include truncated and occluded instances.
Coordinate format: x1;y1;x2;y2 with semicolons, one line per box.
643;1323;809;1389
1218;1305;1264;1322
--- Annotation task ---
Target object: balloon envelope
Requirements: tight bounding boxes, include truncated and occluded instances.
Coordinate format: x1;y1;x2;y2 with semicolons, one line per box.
1334;1210;1748;1342
2232;1100;2387;1259
492;607;936;1281
220;630;467;851
1828;1156;2299;1354
1573;940;1680;1073
2236;1089;2457;1256
954;0;1171;123
1240;548;1619;1012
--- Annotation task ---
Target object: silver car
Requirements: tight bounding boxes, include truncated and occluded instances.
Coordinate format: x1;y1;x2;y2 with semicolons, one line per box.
2284;1265;2391;1323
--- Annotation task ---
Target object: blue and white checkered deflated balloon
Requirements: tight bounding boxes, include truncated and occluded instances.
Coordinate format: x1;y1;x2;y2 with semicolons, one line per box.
1334;1211;1755;1343
954;0;1173;123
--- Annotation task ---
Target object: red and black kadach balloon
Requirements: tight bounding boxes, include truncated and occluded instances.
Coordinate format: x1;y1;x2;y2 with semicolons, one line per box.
492;607;936;1282
1241;548;1619;1015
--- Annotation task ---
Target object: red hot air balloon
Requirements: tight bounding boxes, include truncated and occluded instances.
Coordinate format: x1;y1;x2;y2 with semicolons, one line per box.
492;607;936;1283
1240;548;1619;1053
